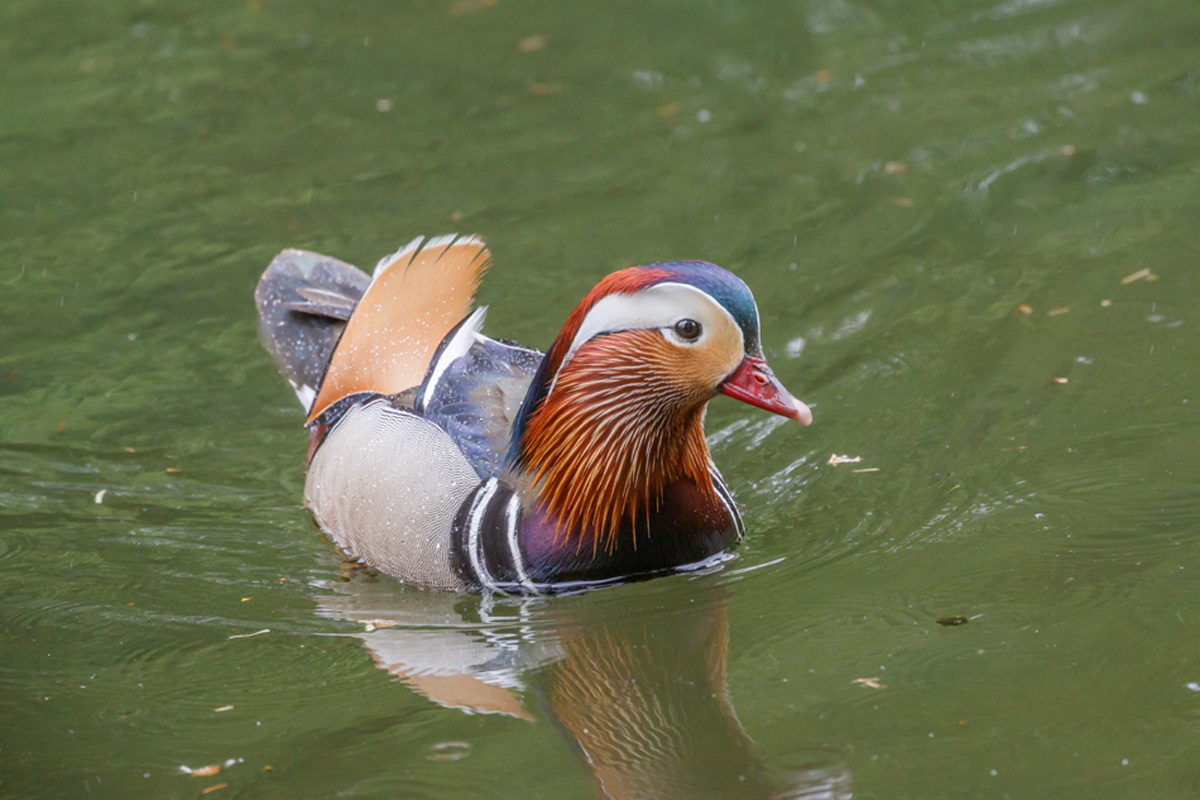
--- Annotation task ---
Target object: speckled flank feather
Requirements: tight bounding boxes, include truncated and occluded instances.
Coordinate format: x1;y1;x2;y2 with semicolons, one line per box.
307;235;491;423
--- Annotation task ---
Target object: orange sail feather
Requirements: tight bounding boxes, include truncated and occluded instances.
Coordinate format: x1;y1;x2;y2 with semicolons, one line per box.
306;235;491;423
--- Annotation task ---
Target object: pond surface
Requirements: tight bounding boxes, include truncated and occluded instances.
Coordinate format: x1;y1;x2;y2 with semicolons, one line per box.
3;0;1199;797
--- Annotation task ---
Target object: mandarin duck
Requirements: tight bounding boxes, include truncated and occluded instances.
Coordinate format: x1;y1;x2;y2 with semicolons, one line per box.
256;235;810;593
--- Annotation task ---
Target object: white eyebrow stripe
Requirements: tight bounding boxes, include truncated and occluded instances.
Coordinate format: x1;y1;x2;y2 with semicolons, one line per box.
551;282;743;391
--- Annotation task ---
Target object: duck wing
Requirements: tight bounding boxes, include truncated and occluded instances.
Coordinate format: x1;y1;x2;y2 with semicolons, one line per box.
417;312;543;479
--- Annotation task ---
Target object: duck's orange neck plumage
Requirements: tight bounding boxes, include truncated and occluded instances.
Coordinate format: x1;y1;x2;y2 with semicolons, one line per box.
514;328;719;554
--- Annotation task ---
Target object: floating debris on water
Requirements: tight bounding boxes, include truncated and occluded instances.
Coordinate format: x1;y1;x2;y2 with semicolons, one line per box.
1121;267;1155;284
228;629;270;640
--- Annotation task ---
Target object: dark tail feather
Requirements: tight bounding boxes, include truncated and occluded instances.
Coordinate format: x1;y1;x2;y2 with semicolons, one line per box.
255;249;370;411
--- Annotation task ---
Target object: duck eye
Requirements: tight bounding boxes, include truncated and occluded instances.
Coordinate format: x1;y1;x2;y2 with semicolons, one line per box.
673;318;702;341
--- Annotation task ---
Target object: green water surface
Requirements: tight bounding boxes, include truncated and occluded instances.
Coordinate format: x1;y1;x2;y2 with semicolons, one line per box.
3;1;1199;798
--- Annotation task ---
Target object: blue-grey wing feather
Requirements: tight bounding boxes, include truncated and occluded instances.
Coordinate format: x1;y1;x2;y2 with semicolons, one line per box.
422;337;543;479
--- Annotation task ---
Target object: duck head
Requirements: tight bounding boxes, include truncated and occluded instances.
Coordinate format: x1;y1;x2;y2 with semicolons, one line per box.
508;261;811;552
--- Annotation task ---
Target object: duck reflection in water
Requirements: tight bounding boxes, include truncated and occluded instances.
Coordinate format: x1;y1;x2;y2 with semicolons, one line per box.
317;574;851;800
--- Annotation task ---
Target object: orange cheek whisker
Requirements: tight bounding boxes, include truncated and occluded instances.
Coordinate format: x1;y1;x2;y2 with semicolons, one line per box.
516;330;719;554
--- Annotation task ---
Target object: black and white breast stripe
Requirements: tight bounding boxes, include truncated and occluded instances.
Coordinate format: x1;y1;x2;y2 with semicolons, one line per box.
708;464;744;540
451;478;541;595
